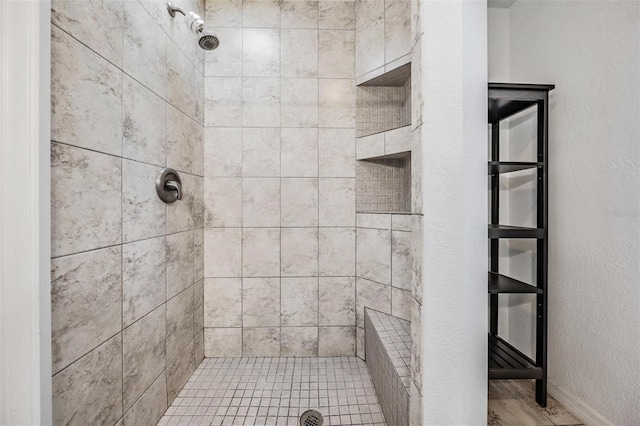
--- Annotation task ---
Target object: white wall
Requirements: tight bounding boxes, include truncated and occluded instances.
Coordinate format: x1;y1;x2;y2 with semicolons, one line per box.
489;1;640;423
419;1;488;423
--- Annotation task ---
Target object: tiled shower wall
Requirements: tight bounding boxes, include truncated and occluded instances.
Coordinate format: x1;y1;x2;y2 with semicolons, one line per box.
202;0;358;357
355;79;411;137
50;1;205;424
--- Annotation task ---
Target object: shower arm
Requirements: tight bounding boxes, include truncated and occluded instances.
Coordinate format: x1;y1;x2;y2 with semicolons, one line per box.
166;1;186;18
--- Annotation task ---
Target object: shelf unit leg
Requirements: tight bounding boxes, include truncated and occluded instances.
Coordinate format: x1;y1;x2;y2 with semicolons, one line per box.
535;378;547;407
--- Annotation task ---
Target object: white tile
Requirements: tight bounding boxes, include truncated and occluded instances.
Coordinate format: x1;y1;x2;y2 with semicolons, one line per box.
356;212;391;229
281;78;319;127
166;231;195;299
281;228;318;277
204;228;242;277
243;178;280;227
356;228;391;285
354;0;384;77
242;78;280;127
122;160;165;243
205;77;242;127
205;127;242;177
205;328;242;357
242;128;280;177
319;178;356;226
281;327;319;356
243;278;281;327
281;178;319;227
319;277;355;326
281;278;318;326
281;128;319;177
205;178;242;228
282;1;318;28
243;328;281;357
206;0;243;28
204;278;243;327
319;1;354;30
318;326;355;356
319;227;355;276
391;230;412;290
319;79;355;128
243;28;280;77
319;30;355;78
242;0;280;28
242;228;280;277
281;29;318;77
355;278;391;327
319;128;355;177
206;28;243;77
391;287;411;321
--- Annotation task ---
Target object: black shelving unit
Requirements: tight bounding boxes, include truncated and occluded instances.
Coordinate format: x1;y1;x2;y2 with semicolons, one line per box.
487;83;554;407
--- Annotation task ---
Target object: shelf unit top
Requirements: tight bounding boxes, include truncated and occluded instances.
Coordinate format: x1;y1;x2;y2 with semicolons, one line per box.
488;83;555;123
488;272;542;294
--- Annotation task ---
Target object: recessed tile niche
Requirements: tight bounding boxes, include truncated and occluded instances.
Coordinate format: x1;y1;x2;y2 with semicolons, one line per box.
356;152;411;213
356;63;411;138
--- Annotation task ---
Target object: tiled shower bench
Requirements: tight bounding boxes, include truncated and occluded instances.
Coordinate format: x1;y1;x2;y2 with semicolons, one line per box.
364;308;412;426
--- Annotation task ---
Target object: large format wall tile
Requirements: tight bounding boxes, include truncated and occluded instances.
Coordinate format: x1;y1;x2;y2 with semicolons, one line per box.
319;128;356;178
281;278;319;326
243;28;281;77
356;228;392;285
123;373;167;426
355;0;384;77
242;128;280;177
281;128;319;177
167;105;199;175
242;0;280;27
204;278;242;327
281;178;319;227
167;42;198;122
319;277;356;326
51;143;122;257
242;228;280;276
319;326;356;356
205;178;242;227
281;78;319;127
319;79;356;128
319;178;356;226
281;327;319;356
52;334;123;426
355;278;391;328
204;228;242;277
123;0;167;98
166;231;195;299
243;178;281;227
391;230;412;290
282;1;319;29
123;75;167;167
167;340;195;403
243;278;281;327
122;237;166;327
52;0;124;67
281;29;318;78
51;246;122;374
319;227;356;276
242;77;281;127
205;77;242;127
319;1;355;30
384;0;411;63
205;28;243;77
51;26;123;157
204;327;242;357
123;306;166;411
281;228;319;276
166;286;195;362
205;127;242;177
122;160;165;243
243;327;280;357
319;30;355;78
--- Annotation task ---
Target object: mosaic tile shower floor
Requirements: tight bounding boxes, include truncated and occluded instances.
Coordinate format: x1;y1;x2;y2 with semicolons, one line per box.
158;357;386;426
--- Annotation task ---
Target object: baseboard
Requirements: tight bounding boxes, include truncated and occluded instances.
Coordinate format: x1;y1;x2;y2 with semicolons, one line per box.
548;380;613;426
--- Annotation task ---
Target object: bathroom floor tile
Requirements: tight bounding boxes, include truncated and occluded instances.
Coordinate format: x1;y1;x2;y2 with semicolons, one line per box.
158;357;386;426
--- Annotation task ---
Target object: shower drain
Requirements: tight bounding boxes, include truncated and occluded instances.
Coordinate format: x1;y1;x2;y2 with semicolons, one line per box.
299;409;324;426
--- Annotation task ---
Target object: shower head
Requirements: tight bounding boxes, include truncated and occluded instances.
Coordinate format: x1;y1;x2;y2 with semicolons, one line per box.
167;1;220;50
198;30;220;50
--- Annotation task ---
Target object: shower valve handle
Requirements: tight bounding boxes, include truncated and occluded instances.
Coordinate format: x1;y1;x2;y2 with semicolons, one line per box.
165;180;183;200
156;167;183;204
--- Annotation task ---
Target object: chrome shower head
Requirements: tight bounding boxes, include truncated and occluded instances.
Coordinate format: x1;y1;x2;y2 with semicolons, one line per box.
198;30;220;50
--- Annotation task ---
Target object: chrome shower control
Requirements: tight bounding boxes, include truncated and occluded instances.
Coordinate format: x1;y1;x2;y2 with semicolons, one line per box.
156;167;183;203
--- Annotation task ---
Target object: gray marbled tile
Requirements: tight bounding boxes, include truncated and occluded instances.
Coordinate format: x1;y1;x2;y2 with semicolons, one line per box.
281;327;319;356
319;227;356;276
243;28;281;77
391;287;411;321
243;327;280;357
123;305;166;411
281;30;318;78
281;228;318;277
355;277;391;328
357;326;365;359
166;231;195;299
319;178;356;226
242;128;280;177
282;1;318;29
354;0;384;77
410;298;422;394
356;228;391;285
194;230;204;281
243;278;280;327
281;78;319;127
411;214;423;304
242;0;280;28
123;372;167;426
243;178;281;227
242;77;280;127
319;128;356;178
51;25;123;157
318;326;355;356
204;228;242;277
409;381;423;425
122;237;166;327
51;246;122;374
319;0;354;30
204;327;242;357
281;128;318;178
123;0;167;98
122;160;165;243
319;277;356;326
123;75;167;167
193;278;204;336
391;230;412;290
319;79;356;128
384;0;411;64
206;0;242;27
281;278;319;326
194;330;205;366
166;172;196;234
204;127;242;177
167;340;195;404
52;0;124;67
204;278;242;327
242;228;280;277
167;105;198;175
205;178;242;227
411;37;423;131
205;77;242;127
166;286;195;362
205;28;242;77
52;334;123;426
319;30;355;79
167;42;197;122
281;178;319;227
